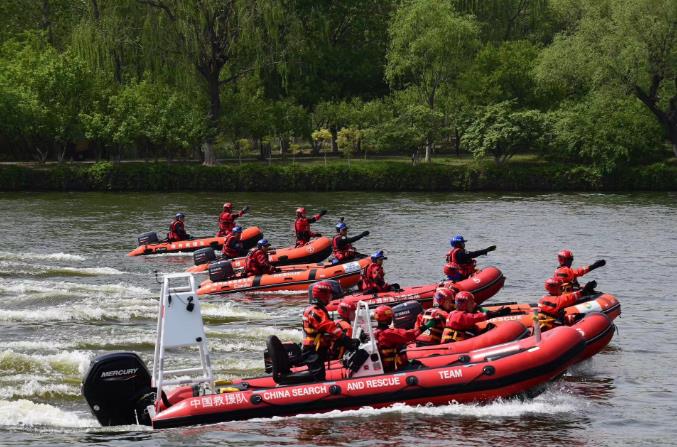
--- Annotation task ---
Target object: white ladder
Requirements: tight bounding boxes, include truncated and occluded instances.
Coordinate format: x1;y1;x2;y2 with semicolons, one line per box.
151;273;214;402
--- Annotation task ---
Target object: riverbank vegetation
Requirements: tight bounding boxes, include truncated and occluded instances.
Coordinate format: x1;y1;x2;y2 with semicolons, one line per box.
1;160;674;191
0;0;675;178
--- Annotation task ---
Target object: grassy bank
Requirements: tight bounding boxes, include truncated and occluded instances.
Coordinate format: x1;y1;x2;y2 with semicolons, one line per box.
0;160;675;192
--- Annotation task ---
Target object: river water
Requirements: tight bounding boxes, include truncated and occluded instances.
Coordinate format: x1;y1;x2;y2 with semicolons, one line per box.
0;191;675;446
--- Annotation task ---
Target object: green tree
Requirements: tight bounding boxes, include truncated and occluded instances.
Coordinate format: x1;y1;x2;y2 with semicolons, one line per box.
464;101;544;164
386;0;480;162
536;0;677;156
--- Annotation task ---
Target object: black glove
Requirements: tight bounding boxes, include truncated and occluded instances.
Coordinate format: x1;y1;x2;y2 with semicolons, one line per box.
315;233;322;237
241;206;250;213
589;259;606;270
497;306;511;316
348;338;361;350
391;283;401;291
360;231;370;237
319;209;327;216
359;331;369;343
582;280;597;294
481;245;496;255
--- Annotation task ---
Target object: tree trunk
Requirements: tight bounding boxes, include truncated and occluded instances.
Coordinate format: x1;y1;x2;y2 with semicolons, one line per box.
330;125;338;154
202;73;221;166
425;138;432;163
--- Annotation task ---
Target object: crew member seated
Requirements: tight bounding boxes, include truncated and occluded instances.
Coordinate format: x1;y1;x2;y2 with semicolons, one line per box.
168;213;190;242
440;291;509;343
295;207;327;247
373;305;435;372
538;277;597;328
221;225;245;259
244;239;277;276
302;282;359;381
554;250;605;292
332;222;369;263
216;202;249;237
414;288;455;345
330;301;357;360
360;250;399;293
446;235;496;280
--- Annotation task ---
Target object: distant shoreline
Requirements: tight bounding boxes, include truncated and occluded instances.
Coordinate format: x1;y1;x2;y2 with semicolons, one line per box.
0;161;675;192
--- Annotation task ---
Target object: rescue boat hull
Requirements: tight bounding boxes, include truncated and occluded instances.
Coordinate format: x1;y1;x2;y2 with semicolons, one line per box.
127;227;263;256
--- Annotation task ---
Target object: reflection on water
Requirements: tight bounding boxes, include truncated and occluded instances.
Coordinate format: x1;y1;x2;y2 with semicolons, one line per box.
0;191;675;446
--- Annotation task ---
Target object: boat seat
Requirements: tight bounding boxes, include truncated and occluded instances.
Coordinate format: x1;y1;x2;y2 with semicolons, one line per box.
266;336;315;385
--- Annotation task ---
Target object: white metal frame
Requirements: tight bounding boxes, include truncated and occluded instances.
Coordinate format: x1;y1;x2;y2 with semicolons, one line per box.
349;301;384;378
151;273;214;404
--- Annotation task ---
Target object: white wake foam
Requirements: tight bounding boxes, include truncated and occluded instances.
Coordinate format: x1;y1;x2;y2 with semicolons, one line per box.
0;251;86;262
0;349;92;375
201;302;270;320
0;302;156;322
0;399;97;428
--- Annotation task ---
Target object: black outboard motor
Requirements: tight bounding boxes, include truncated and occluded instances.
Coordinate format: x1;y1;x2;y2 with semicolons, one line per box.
307;279;343;301
81;352;154;426
392;300;424;330
208;260;235;282
137;232;159;246
193;247;217;266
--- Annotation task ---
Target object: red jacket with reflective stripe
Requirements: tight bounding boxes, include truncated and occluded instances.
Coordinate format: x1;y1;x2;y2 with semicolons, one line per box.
168;220;188;242
217;210;244;237
221;234;243;258
538;290;583;317
244;248;275;275
446;247;476;278
445;310;488;332
302;304;343;349
374;327;420;372
295;214;322;246
361;262;388;292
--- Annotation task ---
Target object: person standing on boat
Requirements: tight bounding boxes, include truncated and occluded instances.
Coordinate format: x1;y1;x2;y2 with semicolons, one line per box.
360;250;399;293
302;282;359;380
217;202;249;237
244;239;277;275
446;235;496;280
441;291;509;343
168;213;190;242
554;250;605;291
539;277;597;327
443;262;464;282
332;222;369;263
373;305;435;372
221;226;245;259
294;207;327;247
415;288;455;345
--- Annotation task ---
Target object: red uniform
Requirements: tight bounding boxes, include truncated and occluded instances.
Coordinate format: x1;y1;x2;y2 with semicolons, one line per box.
302;304;344;350
374;327;420;372
217;210;245;237
441;310;488;342
168;219;188;242
295;214;322;247
554;266;591;291
330;319;353;360
538;290;583;318
446;247;477;279
332;235;356;262
414;308;448;345
361;262;390;292
221;234;243;258
244;248;275;275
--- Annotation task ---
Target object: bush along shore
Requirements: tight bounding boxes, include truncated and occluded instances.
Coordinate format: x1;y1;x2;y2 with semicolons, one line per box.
0;161;675;192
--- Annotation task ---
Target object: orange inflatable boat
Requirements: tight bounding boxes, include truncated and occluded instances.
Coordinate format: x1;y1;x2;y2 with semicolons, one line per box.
186;237;333;273
197;257;373;296
127;227;263;256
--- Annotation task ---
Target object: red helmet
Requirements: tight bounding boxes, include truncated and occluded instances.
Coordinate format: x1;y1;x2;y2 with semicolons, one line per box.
454;291;475;312
296;207;306;216
374;305;393;325
223;202;233;210
311;281;334;305
545;277;563;296
557;249;574;266
337;301;356;320
443;262;461;277
555;266;575;283
433;288;455;311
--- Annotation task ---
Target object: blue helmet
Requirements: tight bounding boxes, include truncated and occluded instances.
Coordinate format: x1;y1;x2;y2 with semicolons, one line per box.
371;250;387;261
232;226;243;233
336;222;348;232
175;212;185;219
450;235;467;247
257;238;271;248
